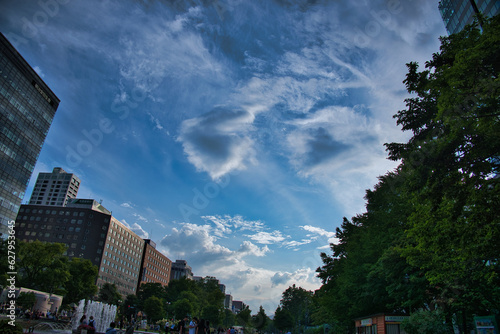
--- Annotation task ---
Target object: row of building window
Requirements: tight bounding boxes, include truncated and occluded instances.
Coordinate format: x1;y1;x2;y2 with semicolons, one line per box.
19;207;87;216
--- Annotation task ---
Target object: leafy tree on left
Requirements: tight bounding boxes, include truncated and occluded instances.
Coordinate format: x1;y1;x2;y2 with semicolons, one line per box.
17;240;69;295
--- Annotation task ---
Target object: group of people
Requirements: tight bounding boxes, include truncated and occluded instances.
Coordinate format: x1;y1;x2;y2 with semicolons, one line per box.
175;317;211;334
79;314;96;328
79;315;135;334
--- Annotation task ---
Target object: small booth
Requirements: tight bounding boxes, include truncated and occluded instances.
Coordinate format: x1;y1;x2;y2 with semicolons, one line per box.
354;313;409;334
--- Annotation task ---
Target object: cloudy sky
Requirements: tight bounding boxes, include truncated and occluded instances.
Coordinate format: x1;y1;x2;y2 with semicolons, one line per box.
1;0;446;314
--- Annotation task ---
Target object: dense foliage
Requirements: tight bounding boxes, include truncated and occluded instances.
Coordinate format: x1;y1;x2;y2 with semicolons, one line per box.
10;240;98;305
315;15;500;333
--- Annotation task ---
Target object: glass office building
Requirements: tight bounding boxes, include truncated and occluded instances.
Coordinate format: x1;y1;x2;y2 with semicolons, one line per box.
0;33;59;235
439;0;500;34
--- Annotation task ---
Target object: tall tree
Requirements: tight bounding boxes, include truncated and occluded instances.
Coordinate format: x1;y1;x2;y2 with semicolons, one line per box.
385;14;500;329
138;283;166;311
273;306;293;332
64;258;98;305
16;240;69;294
252;306;269;333
280;284;313;331
197;278;225;325
121;294;140;321
223;309;235;328
98;283;121;305
144;296;165;323
235;305;252;328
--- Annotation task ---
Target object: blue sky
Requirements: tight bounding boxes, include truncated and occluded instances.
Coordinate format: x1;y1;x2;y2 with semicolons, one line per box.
1;0;446;314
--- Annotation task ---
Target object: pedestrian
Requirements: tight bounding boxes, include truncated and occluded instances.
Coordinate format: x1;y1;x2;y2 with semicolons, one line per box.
125;320;135;334
189;317;198;334
179;317;187;334
80;315;88;326
106;322;117;334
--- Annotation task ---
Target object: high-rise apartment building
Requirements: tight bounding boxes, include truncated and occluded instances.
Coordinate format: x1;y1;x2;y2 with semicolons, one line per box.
438;0;500;34
15;199;145;297
170;259;193;281
29;167;81;206
138;239;172;289
0;33;59;235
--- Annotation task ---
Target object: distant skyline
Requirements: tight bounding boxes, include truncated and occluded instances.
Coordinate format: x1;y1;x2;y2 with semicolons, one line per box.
1;0;447;313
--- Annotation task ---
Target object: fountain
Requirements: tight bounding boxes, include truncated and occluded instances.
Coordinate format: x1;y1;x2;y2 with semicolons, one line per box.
72;299;117;333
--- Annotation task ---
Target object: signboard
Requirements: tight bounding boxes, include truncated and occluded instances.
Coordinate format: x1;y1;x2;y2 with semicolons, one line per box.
32;80;54;105
360;318;372;326
474;316;498;334
385;316;409;323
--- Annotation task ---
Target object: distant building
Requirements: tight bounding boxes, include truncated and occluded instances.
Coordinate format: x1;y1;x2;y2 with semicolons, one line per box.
170;259;193;281
29;167;80;206
224;294;233;310
0;33;59;236
438;0;500;34
15;199;144;297
354;313;409;334
232;300;245;313
138;239;172;289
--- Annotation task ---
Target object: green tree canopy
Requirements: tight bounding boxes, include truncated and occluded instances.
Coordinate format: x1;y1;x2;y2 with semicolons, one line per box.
16;292;36;310
137;282;166;311
385;14;500;323
98;283;121;305
279;284;313;331
17;240;69;294
315;14;500;334
173;298;193;320
273;306;293;332
121;294;140;320
64;258;98;305
144;295;165;323
235;305;251;328
252;306;269;333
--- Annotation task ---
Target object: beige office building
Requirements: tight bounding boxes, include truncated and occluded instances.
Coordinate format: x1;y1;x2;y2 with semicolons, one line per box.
29;167;80;206
15;199;144;297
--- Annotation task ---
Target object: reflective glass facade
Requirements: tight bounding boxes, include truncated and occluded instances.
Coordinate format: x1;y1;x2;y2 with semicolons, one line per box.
0;33;59;235
439;0;500;34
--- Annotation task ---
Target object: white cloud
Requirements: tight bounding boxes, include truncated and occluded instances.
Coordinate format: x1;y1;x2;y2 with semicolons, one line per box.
202;215;265;237
301;225;339;247
238;241;270;257
177;107;257;179
160;222;267;265
133;213;148;222
122;220;149;239
245;231;286;245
